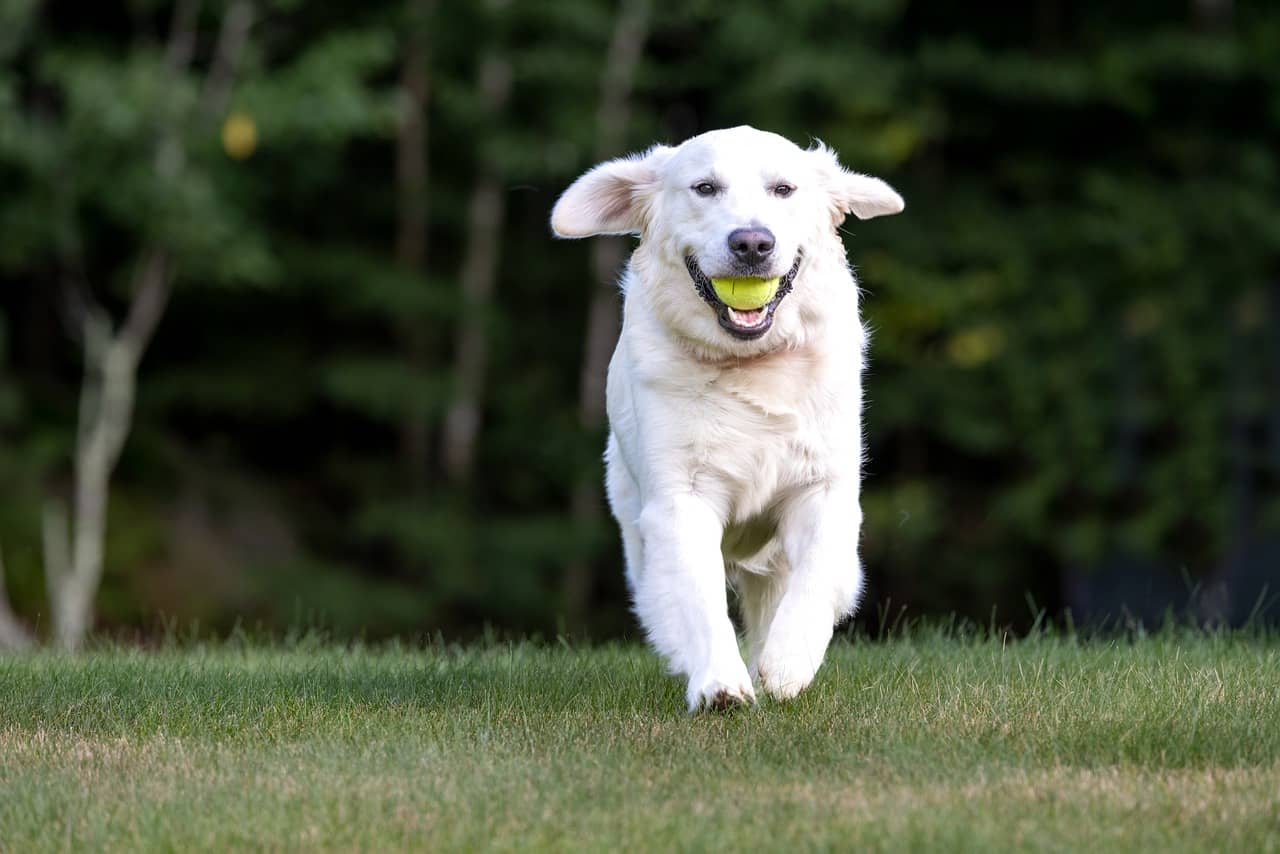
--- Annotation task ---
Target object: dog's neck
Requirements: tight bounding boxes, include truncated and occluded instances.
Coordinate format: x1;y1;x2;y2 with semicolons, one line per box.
667;327;812;369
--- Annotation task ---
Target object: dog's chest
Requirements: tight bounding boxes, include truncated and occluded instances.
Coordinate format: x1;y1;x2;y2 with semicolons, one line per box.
684;352;853;522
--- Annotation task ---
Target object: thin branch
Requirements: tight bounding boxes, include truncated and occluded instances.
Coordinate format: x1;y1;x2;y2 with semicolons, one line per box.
119;248;173;358
200;0;255;120
52;163;106;348
593;0;650;161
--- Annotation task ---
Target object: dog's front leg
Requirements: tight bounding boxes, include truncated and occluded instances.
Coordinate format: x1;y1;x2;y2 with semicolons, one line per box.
756;484;864;700
635;493;755;712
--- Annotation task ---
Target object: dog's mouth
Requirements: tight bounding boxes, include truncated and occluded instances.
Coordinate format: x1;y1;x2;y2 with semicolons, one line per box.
684;252;803;340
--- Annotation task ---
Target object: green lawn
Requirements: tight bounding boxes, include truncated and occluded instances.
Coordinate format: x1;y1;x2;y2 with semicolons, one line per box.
2;632;1278;851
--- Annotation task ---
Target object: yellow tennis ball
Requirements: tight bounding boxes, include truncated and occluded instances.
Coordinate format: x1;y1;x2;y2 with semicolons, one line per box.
221;112;258;160
710;277;780;310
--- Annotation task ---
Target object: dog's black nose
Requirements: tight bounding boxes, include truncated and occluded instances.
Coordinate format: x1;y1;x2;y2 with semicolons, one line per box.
727;227;775;266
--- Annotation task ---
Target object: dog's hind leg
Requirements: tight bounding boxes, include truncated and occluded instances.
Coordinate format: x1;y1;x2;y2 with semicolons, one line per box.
731;550;787;682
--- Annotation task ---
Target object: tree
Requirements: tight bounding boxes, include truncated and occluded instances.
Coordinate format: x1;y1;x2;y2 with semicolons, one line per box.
0;0;399;646
562;0;651;629
35;1;255;650
440;0;515;483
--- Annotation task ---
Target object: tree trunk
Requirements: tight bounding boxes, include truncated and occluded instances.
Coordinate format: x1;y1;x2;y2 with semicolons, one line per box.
47;252;172;650
440;27;513;484
562;0;651;628
396;0;434;491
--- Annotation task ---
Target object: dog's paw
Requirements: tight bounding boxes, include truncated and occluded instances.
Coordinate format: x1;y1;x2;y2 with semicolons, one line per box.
687;668;756;713
754;649;822;701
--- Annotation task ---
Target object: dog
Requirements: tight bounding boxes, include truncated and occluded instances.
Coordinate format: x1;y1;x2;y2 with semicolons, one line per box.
552;126;903;711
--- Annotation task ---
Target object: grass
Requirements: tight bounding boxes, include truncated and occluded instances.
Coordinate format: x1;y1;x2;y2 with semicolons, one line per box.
1;629;1279;851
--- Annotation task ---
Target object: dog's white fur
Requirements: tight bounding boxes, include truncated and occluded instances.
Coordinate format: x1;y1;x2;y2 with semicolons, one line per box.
552;126;903;711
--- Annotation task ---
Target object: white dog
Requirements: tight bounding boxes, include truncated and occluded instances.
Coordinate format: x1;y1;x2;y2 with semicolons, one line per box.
552;126;903;711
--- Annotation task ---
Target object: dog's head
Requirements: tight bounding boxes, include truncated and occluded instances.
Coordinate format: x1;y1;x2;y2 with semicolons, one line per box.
552;126;902;355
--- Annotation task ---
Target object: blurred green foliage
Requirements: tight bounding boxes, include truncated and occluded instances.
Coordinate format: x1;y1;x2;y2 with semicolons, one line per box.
0;0;1277;639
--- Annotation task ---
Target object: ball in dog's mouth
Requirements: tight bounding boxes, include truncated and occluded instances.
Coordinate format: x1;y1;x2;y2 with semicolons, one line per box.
713;278;777;332
685;253;802;340
710;277;780;310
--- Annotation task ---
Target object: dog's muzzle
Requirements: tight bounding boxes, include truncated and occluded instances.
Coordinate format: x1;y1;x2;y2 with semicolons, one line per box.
684;252;803;340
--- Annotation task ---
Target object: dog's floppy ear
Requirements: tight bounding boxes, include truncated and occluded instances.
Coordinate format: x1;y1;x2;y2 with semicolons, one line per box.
551;145;673;238
811;142;904;225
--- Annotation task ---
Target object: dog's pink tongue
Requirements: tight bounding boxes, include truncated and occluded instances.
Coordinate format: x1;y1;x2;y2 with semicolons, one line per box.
729;307;764;326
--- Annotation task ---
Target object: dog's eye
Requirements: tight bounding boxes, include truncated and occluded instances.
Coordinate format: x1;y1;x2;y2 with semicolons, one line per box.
772;183;796;199
692;182;717;197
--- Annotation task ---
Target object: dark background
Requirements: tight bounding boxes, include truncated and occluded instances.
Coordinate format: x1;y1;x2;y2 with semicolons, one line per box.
1;0;1277;643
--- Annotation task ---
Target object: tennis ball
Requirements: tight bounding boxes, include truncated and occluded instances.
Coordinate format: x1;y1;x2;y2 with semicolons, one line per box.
710;277;780;310
221;112;258;160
